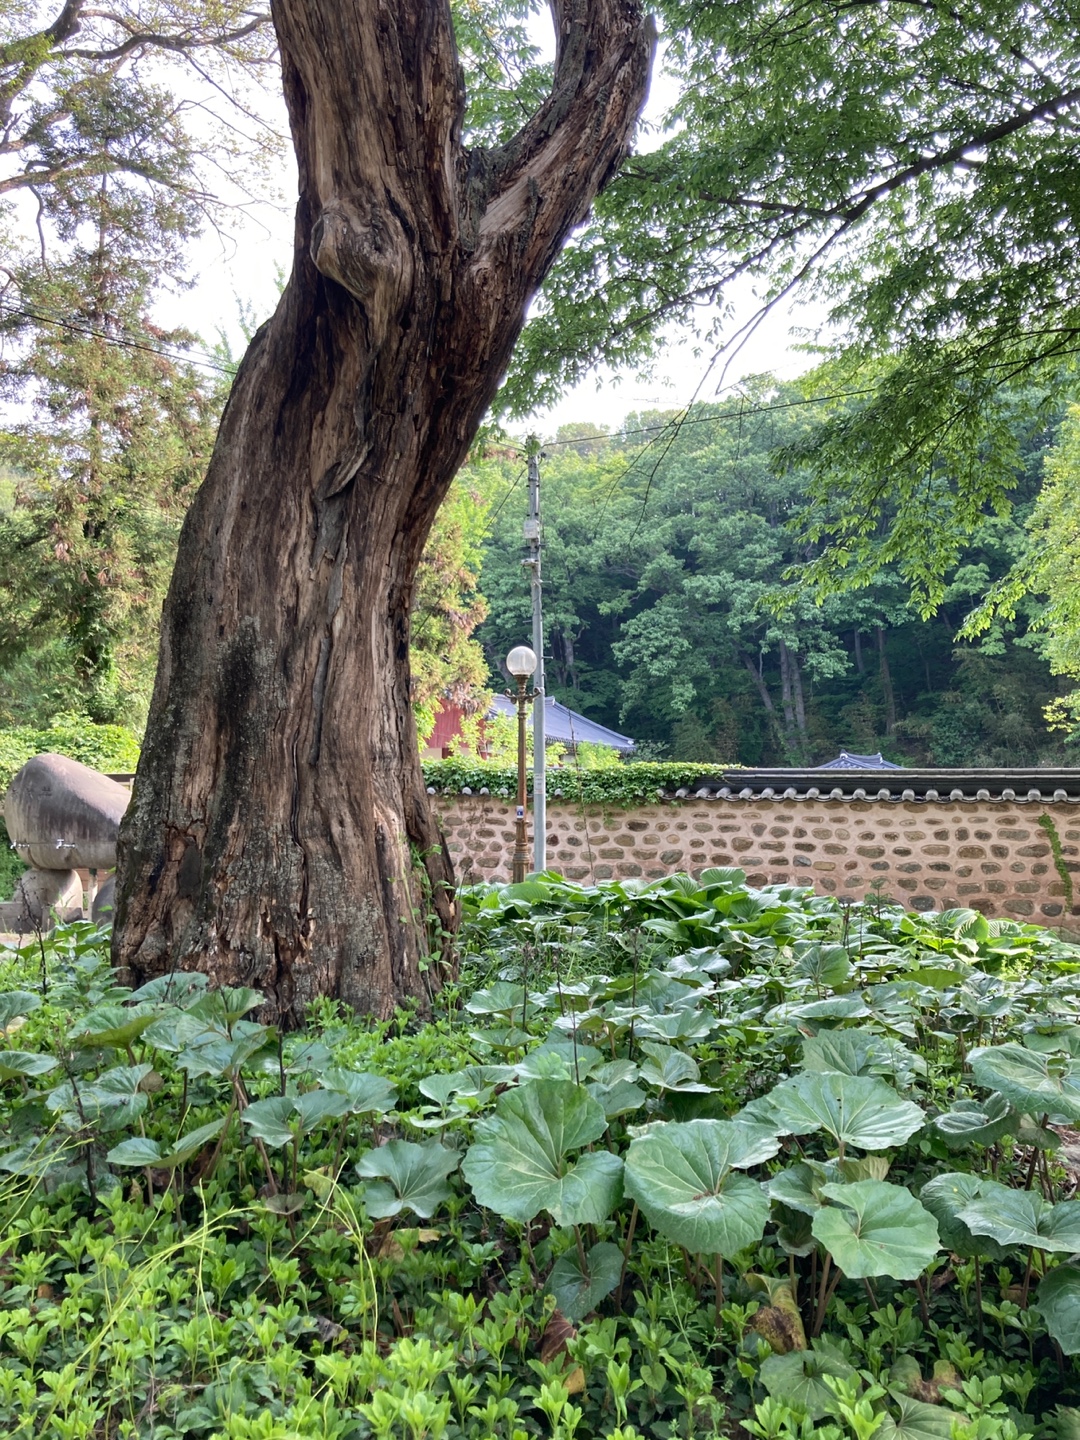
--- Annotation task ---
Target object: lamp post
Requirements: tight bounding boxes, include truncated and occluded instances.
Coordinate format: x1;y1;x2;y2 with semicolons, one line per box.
505;645;537;883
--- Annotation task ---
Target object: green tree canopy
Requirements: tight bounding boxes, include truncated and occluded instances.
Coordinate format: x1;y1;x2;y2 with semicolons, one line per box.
506;0;1080;606
471;381;1069;764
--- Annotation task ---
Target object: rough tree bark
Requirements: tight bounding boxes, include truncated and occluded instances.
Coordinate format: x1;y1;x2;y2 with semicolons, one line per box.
112;0;652;1022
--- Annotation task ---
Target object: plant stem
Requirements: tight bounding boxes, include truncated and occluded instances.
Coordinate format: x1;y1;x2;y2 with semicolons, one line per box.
813;1252;832;1337
715;1254;724;1325
914;1274;929;1327
615;1202;638;1312
1023;1116;1049;1189
574;1224;588;1273
1021;1247;1036;1308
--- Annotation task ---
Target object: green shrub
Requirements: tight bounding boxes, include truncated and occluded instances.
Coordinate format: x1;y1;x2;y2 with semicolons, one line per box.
422;757;727;805
0;714;140;796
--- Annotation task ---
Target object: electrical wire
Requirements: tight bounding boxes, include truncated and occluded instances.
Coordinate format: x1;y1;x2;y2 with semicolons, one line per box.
0;298;235;375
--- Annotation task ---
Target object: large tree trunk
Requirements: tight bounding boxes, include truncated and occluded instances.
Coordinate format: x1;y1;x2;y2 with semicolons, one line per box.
112;0;652;1023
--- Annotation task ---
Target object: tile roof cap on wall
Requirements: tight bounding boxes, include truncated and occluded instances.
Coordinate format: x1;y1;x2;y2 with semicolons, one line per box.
711;767;1080;803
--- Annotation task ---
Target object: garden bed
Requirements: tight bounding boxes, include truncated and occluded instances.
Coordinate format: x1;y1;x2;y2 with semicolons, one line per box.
1;871;1080;1438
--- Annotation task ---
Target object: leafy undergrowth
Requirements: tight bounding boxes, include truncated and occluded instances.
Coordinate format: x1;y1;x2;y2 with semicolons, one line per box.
5;874;1080;1439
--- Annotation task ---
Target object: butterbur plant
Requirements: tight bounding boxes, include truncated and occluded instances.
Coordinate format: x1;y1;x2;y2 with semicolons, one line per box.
3;876;1080;1436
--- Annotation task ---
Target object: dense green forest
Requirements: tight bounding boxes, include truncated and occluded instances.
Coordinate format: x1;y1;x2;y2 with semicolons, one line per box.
2;358;1077;771
466;381;1075;767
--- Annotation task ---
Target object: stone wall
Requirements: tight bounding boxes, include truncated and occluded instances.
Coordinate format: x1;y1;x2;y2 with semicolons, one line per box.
433;794;1079;922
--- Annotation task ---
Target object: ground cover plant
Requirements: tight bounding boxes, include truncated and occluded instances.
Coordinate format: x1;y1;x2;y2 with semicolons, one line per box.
4;875;1080;1438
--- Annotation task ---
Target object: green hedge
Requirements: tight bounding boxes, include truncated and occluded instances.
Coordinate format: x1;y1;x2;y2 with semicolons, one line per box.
421;758;727;807
0;718;141;902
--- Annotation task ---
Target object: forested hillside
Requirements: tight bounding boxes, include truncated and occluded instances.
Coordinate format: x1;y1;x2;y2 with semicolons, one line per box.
467;379;1073;767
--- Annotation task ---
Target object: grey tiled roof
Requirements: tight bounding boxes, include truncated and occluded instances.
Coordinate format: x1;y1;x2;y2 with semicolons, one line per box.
488;694;636;750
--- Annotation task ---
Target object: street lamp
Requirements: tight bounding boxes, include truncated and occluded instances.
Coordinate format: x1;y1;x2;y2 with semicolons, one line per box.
506;645;537;882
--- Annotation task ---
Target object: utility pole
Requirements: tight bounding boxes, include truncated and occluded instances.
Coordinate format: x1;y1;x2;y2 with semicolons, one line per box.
524;436;546;874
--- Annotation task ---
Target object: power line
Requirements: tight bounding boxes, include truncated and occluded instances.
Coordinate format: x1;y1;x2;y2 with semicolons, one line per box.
0;299;235;375
534;384;880;451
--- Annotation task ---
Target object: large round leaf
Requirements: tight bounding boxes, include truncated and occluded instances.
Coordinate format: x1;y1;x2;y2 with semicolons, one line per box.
956;1180;1080;1252
637;1042;713;1093
919;1173;1009;1261
1036;1265;1080;1355
356;1139;459;1219
812;1181;940;1279
800;1031;896;1078
70;1004;160;1050
623;1119;776;1256
933;1093;1015;1150
321;1069;397;1115
764;1073;925;1151
462;1078;622;1227
968;1044;1080;1122
547;1241;623;1322
759;1346;857;1420
768;1162;829;1217
876;1395;955;1440
0;1050;57;1081
0;990;41;1031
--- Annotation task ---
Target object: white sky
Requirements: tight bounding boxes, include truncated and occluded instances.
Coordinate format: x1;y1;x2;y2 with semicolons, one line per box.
148;16;826;439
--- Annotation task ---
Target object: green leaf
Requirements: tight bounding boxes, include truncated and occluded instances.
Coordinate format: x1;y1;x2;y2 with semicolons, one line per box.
768;1162;828;1217
127;972;208;1007
634;1008;718;1043
933;1093;1016;1149
241;1096;296;1149
106;1136;164;1167
293;1089;352;1131
919;1173;1009;1261
800;1031;896;1077
161;1117;227;1167
462;1079;621;1226
699;867;746;888
896;967;969;991
763;1073;925;1151
0;1050;57;1080
517;1041;604;1082
957;1181;1080;1252
189;987;264;1025
623;1119;776;1256
796;945;851;989
778;995;871;1022
638;1041;713;1093
759;1346;857;1420
812;1181;940;1279
969;1044;1080;1122
877;1395;955;1440
108;1117;225;1171
466;981;531;1018
1036;1265;1080;1355
356;1139;459;1219
70;1004;160;1050
263;1191;308;1216
0;990;41;1030
48;1063;153;1132
588;1077;647;1118
547;1241;623;1322
321;1069;397;1115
